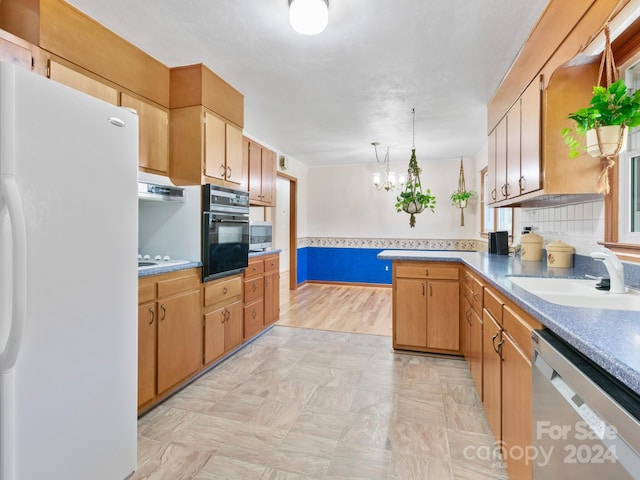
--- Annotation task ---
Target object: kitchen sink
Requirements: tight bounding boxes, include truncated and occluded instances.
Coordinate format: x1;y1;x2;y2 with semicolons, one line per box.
507;276;640;311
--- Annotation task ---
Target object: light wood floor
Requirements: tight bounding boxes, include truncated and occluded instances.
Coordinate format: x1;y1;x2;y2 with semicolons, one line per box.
277;272;393;337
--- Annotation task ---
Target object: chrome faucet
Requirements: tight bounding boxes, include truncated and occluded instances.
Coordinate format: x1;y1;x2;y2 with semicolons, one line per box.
590;247;626;294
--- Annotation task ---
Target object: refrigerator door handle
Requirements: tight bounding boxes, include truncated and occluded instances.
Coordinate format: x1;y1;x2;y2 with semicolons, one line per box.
0;176;27;372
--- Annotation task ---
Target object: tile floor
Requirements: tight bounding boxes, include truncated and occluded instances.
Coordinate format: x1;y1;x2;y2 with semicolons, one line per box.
133;326;507;479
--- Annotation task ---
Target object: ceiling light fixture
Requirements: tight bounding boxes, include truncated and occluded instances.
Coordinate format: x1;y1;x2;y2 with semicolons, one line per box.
372;143;405;192
289;0;329;35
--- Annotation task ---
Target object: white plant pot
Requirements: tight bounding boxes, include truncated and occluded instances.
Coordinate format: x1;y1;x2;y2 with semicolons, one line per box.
586;125;628;157
403;201;425;214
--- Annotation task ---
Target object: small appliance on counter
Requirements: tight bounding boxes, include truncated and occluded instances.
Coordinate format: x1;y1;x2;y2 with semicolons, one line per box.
521;232;543;261
249;221;273;251
488;230;509;255
546;240;575;268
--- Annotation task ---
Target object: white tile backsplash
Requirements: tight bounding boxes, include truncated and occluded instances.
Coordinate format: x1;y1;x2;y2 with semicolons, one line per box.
518;199;605;255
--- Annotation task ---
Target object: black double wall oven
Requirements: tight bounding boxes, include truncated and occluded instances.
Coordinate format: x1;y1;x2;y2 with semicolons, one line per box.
202;184;250;282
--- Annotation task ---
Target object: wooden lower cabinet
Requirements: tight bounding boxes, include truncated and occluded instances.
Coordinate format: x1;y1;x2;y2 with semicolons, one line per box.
243;253;280;340
393;261;460;354
482;309;503;441
203;274;244;366
137;268;201;411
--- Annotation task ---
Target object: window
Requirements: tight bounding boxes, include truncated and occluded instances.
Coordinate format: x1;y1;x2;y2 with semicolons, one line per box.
618;150;640;243
480;167;513;237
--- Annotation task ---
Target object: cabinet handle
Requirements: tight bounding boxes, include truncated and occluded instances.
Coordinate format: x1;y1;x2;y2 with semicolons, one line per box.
497;338;505;360
491;188;497;201
425;268;429;277
160;304;166;321
429;283;433;296
252;281;258;292
252;309;257;319
491;331;501;354
519;175;526;192
266;278;270;287
422;283;426;296
220;309;226;324
505;183;511;197
223;286;228;294
227;166;232;179
219;164;226;177
148;307;154;325
466;310;472;325
472;291;479;300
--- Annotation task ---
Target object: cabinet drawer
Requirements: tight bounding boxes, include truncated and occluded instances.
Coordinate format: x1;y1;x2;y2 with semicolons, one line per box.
245;259;264;278
264;255;279;273
244;277;264;303
138;282;156;304
396;264;459;280
203;275;242;307
471;277;484;315
157;274;199;298
503;304;541;359
244;299;264;339
483;287;503;324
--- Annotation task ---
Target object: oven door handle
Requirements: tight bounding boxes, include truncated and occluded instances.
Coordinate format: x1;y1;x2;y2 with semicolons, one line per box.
212;218;249;224
203;212;249;224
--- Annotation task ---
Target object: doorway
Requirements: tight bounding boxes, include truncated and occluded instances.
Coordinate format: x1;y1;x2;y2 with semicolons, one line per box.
275;172;297;290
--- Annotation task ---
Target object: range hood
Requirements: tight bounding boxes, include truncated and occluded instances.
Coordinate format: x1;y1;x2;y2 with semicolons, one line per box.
138;182;185;202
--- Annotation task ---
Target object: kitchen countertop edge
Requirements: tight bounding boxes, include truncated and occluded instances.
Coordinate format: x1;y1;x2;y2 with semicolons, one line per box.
378;249;640;396
249;249;282;258
138;261;202;277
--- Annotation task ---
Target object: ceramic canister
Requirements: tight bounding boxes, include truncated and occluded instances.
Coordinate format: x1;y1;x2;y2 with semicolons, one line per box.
521;233;543;261
546;240;575;268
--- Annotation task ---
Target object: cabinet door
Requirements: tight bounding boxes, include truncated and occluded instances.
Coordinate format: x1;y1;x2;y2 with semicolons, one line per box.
469;308;483;399
482;311;502;441
225;123;243;184
461;296;472;366
48;59;118;105
121;92;169;174
264;270;280;327
502;334;533;480
248;141;263;203
244;299;264;340
0;35;31;71
157;290;202;394
225;301;244;351
137;302;156;408
507;100;521;198
426;280;460;351
204;111;226;180
487;129;498;203
520;78;542;195
394;278;427;348
261;148;276;205
496;118;508;201
203;306;226;365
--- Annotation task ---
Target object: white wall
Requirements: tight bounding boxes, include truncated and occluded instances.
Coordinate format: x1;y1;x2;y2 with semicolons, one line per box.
138;172;201;261
305;157;479;239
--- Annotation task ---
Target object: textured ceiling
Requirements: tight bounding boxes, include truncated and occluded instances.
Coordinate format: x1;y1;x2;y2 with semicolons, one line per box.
65;0;548;167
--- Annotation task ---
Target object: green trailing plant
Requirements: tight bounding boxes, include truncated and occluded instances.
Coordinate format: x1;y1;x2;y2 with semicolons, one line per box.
450;190;474;205
395;148;436;228
562;79;640;158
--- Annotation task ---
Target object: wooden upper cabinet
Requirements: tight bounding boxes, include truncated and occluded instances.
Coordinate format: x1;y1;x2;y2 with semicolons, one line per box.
204;111;226;180
487;129;497;203
0;31;32;71
506;99;521;199
246;138;277;206
121;92;169;175
48;59;118;104
169;64;245;186
520;78;542;195
495;119;508;203
225;123;243;185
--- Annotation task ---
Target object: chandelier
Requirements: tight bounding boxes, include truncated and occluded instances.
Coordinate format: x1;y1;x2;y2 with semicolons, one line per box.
372;142;406;191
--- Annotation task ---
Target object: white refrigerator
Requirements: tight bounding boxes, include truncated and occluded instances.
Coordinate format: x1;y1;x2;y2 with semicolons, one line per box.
0;62;138;479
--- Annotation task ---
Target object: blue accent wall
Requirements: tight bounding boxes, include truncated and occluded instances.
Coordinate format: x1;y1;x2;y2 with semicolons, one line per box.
297;247;392;285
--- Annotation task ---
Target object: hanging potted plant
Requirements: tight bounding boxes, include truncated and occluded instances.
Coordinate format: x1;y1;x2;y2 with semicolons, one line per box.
450;190;474;209
395;147;436;227
561;79;640;159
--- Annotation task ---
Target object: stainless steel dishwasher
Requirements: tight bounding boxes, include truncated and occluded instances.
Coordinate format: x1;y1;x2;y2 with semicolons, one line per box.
532;329;640;479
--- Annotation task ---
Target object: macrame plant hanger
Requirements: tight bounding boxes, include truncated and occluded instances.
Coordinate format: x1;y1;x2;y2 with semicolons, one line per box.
595;24;624;195
454;157;467;227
